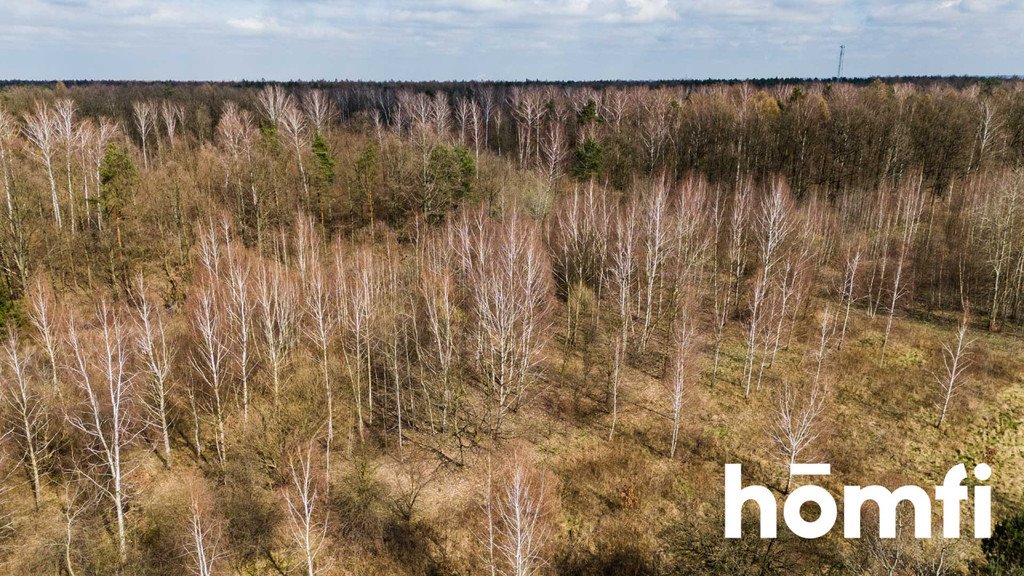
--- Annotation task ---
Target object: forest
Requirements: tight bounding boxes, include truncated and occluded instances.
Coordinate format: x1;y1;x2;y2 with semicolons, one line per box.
0;77;1021;574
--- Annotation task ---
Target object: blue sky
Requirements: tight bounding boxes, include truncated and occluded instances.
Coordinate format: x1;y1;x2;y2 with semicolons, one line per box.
1;0;1021;81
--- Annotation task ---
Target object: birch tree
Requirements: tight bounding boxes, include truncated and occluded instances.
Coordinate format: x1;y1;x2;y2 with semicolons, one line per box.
284;442;329;576
54;98;78;229
256;259;299;408
303;90;337;135
133;275;174;468
256;84;290;129
225;242;256;424
467;213;552;434
417;229;461;433
2;328;53;509
770;378;826;493
490;454;550;576
838;245;862;350
665;314;696;458
160;101;185;148
132;100;157;169
23;102;62;228
608;203;637;439
216;102;263;245
303;258;338;480
934;309;974;428
189;282;230;467
186;491;225;576
66;303;138;563
280;100;311;206
27;276;62;389
880;179;925;365
0;107;16;225
636;183;673;352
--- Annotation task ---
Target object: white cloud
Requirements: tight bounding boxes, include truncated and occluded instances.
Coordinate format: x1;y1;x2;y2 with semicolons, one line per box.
227;17;270;32
2;0;1023;80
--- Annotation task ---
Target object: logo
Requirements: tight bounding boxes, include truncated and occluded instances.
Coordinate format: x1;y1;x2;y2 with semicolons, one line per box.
724;463;992;539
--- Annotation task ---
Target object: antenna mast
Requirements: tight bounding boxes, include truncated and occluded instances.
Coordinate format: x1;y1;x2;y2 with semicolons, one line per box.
837;45;845;79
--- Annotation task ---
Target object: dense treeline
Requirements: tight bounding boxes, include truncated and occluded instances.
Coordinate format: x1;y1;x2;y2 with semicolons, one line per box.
0;79;1020;574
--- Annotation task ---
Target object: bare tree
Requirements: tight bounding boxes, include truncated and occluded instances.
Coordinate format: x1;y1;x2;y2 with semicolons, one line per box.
132;100;157;169
27;276;62;389
838;245;862;350
810;306;836;390
66;303;139;562
0;107;16;224
160;100;185;148
216;103;263;244
23;102;62;228
280;100;311;207
728;183;753;313
256;259;299;408
455;96;472;145
338;242;378;440
378;242;411;449
133;275;174;468
636;183;673;352
549;183;609;300
509;88;546;168
225;241;256;424
770;378;827;493
58;479;97;576
608;203;638;439
80;117;118;230
189;282;230;467
637;89;674;173
302;89;337;135
742;272;769;398
256;84;290;128
54;98;78;230
186;490;226;576
303;256;338;480
0;106;27;293
665;313;696;458
540;122;568;184
490;453;550;576
2;328;53;509
866;512;907;576
466;213;553;434
743;181;794;397
934;308;974;428
880;179;925;365
283;442;329;576
430;92;452;136
975;171;1021;332
417;230;460;433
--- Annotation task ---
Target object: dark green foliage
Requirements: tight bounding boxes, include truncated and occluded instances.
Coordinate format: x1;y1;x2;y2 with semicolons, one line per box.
98;143;138;222
425;144;474;219
578;98;600;125
981;512;1024;575
312;130;336;186
350;142;381;225
0;285;17;329
573;137;603;181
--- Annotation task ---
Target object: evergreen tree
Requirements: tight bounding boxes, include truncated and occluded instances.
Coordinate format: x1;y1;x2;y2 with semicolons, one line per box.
572;137;603;181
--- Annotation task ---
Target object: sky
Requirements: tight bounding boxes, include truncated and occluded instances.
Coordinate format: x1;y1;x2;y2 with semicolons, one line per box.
0;0;1022;81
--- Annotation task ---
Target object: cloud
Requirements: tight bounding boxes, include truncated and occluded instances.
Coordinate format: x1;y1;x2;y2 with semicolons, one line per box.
1;0;1022;80
227;17;270;33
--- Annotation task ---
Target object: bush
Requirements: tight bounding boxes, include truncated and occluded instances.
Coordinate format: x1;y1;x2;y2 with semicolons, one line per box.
981;512;1024;575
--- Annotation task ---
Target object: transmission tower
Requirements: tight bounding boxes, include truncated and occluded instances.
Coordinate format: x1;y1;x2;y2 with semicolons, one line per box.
837;45;845;79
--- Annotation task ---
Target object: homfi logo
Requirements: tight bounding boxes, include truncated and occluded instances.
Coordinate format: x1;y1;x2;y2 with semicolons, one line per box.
724;463;992;539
